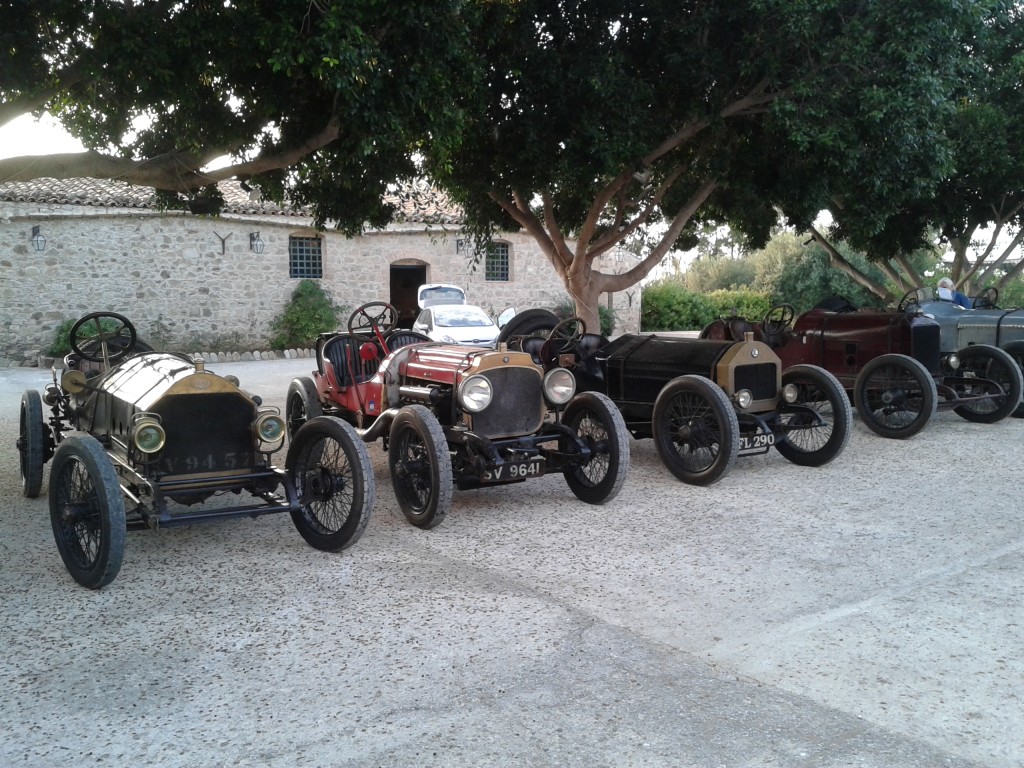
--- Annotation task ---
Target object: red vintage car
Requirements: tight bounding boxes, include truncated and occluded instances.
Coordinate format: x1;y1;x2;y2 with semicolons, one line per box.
285;302;629;529
700;296;1024;438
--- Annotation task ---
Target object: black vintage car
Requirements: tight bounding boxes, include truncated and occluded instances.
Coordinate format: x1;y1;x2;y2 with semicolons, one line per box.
497;310;851;486
16;312;375;589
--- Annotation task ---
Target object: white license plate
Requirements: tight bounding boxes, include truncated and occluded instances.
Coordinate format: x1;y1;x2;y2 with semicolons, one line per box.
482;458;545;482
739;432;775;451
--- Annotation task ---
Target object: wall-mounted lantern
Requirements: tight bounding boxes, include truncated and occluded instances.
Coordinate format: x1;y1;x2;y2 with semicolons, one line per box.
31;225;46;252
250;232;265;254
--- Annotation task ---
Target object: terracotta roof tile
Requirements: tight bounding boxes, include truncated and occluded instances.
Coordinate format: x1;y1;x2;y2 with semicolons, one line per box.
0;177;464;225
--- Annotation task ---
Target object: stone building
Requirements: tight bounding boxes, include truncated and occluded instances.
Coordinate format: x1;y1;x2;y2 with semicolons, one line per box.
0;177;639;365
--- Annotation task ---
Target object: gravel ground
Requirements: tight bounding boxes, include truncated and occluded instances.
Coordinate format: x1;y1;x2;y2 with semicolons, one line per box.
1;358;1020;768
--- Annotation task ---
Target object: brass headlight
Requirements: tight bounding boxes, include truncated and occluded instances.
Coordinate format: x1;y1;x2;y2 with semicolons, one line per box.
458;374;493;413
255;412;286;443
543;368;576;407
131;414;166;454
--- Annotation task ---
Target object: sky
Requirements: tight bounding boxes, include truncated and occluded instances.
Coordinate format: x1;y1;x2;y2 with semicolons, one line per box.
0;113;86;160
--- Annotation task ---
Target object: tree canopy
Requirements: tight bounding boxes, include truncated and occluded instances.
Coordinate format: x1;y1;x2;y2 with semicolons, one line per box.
1;1;1004;328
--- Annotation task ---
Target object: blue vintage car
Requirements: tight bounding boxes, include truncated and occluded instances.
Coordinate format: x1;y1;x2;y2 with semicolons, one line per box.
906;287;1024;417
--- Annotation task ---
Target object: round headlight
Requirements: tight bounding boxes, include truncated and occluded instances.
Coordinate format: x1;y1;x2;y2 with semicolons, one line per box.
735;389;753;409
459;374;493;413
543;368;576;406
256;414;286;442
782;383;800;403
945;353;960;370
132;417;166;454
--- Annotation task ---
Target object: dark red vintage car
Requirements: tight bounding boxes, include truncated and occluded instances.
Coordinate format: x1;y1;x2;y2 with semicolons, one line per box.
700;296;1024;439
285;302;629;529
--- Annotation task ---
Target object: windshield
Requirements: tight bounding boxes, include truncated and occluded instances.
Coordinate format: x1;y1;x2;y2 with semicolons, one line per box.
420;286;465;304
434;306;494;328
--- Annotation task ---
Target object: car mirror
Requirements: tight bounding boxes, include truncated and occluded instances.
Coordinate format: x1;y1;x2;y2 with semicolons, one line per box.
497;307;517;328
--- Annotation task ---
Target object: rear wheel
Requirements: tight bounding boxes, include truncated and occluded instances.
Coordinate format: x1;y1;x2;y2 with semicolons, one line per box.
286;416;375;551
954;344;1024;423
853;354;937;439
388;405;453;529
286;376;323;439
560;392;629;504
652;375;739;486
495;308;559;346
999;340;1024;418
774;365;851;466
19;390;46;497
49;435;126;589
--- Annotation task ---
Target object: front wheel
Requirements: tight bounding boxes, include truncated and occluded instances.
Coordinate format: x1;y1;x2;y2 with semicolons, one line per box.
954;344;1024;423
853;354;937;439
19;390;46;497
388;405;453;529
49;435;126;589
560;392;629;504
286;416;375;551
774;364;851;466
652;375;739;485
286;376;323;440
999;340;1024;418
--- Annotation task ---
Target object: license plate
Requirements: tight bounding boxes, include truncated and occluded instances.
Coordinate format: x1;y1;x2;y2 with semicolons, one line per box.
482;457;545;482
739;432;775;451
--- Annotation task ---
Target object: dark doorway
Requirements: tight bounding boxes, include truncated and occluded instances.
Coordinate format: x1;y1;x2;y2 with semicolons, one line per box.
390;264;427;328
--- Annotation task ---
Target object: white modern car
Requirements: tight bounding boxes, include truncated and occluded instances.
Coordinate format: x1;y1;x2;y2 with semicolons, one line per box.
412;303;501;345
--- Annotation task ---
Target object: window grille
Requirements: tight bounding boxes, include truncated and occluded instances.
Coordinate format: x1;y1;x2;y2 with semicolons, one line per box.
289;236;323;278
485;242;510;282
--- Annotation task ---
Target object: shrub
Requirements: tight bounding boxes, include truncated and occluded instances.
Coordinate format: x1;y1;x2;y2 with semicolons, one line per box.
269;280;344;349
705;288;773;322
48;316;126;356
640;280;718;331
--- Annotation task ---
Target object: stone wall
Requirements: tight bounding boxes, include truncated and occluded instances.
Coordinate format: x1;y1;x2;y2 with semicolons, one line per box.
0;202;640;364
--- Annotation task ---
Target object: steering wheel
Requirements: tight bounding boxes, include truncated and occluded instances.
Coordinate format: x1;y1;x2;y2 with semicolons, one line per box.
973;286;998;309
348;302;398;338
69;312;138;364
547;316;587;352
897;288;922;313
762;304;794;336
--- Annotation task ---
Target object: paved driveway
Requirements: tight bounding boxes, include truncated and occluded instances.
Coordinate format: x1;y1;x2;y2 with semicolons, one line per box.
1;359;1020;767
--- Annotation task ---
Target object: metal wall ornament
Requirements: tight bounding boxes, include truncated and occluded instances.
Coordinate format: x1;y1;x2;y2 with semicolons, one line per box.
31;225;46;251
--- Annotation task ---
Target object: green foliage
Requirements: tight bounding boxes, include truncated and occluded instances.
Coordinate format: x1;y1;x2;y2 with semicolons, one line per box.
269;280;344;350
640;281;718;332
705;289;772;322
769;243;888;313
683;257;757;294
48;316;122;356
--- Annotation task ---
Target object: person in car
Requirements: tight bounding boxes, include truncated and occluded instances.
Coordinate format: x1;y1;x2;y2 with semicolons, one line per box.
937;277;972;309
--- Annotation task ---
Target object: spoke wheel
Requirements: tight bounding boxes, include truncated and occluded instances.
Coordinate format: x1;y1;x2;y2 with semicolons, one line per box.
49;435;126;589
19;390;46;498
953;344;1024;423
854;354;937;439
388;405;453;529
560;392;629;504
652;375;739;486
774;365;852;465
286;416;375;551
286;376;323;440
1000;341;1024;418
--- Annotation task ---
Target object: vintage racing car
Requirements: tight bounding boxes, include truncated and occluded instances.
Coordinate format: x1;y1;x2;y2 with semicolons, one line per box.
700;297;1024;439
285;302;629;529
909;286;1024;417
496;309;852;486
16;312;375;589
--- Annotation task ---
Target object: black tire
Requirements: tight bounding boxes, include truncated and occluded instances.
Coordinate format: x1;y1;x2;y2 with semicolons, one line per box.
652;375;739;486
495;308;560;345
560;392;630;504
19;390;46;498
286;376;323;440
286;416;375;551
954;344;1024;423
48;435;126;589
999;340;1024;418
774;364;851;466
388;405;453;529
853;354;937;439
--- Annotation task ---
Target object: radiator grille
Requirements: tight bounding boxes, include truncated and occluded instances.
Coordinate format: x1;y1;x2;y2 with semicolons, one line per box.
733;363;778;401
468;367;544;439
153;393;256;475
911;323;941;374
